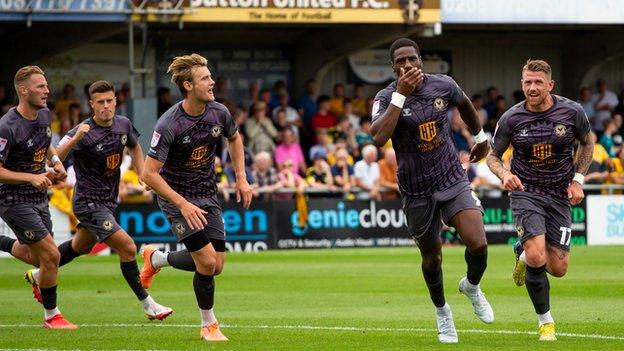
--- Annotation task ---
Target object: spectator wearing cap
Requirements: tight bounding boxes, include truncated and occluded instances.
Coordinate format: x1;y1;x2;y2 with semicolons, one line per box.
306;148;335;190
275;128;307;175
353;144;381;201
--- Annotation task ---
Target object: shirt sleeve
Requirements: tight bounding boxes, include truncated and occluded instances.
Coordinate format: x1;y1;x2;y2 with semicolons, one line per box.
126;119;140;148
59;125;79;150
147;123;175;163
223;108;238;139
371;90;390;123
573;104;591;140
445;76;465;106
0;124;13;164
491;113;512;156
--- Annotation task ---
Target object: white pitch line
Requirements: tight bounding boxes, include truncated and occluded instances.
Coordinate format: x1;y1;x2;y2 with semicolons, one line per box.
0;323;622;341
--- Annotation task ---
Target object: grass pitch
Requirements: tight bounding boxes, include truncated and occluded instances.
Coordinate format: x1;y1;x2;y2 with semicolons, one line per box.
1;245;623;350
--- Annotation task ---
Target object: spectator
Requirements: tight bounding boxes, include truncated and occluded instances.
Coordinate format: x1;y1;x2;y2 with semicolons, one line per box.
268;80;286;111
297;79;318;129
600;119;619;157
252;151;281;199
343;99;361;133
378;148;400;199
450;108;473;152
309;129;335;162
214;76;230;103
471;94;489;132
157;87;173;117
278;159;307;194
275;128;307;175
592;79;619;137
351;83;368;117
355;118;374;146
272;90;301;130
306;149;335;190
258;88;272;115
353;144;381;200
586;132;610;184
607;147;624;189
331;147;355;194
214;156;230;201
329;83;345;117
244;101;278;154
81;83;92;117
119;164;154;203
68;103;82;127
311;95;337;131
483;86;498;122
222;134;255;186
243;82;260;113
493;95;507;122
578;86;594;123
55;83;79;120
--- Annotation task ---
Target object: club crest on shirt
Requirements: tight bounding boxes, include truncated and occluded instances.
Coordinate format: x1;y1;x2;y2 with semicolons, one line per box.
0;137;7;152
519;128;528;137
46;127;52;137
103;220;113;231
554;124;566;137
516;226;524;237
24;230;35;240
434;98;447;111
211;125;222;138
182;135;191;144
95;144;104;152
150;131;161;147
121;134;127;145
175;222;186;235
26;139;34;147
402;108;411;116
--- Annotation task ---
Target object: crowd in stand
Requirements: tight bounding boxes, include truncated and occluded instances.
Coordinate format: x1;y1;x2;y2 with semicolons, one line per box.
1;75;624;212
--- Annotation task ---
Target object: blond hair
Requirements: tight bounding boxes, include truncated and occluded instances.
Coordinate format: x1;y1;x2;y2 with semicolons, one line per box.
167;53;208;97
14;65;44;92
522;59;552;79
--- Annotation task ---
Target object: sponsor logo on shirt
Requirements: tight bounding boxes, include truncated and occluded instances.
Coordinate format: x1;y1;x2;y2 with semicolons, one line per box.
190;145;208;161
532;143;552;160
419;121;437;142
150;131;161;147
33;147;46;163
106;153;121;170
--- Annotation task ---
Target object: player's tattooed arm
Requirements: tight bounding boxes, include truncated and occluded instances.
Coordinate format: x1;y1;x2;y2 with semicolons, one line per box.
574;132;594;175
487;148;524;191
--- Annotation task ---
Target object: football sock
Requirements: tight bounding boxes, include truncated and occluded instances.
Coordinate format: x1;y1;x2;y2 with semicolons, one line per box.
120;260;149;300
525;264;550;314
0;235;16;253
58;240;81;267
465;248;487;285
40;285;58;311
193;271;215;310
200;308;218;327
167;250;196;272
422;264;446;308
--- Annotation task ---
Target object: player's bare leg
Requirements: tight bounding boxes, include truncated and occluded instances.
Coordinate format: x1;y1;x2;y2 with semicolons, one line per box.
452;209;494;324
191;242;228;342
523;235;556;341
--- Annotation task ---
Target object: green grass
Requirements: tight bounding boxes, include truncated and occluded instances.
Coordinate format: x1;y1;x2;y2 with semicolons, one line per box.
1;245;623;350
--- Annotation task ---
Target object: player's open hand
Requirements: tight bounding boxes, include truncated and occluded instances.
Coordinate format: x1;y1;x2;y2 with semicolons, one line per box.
502;173;525;191
567;181;584;205
30;173;52;190
236;177;253;209
469;141;490;163
179;200;208;230
397;67;423;96
75;123;90;140
52;161;67;182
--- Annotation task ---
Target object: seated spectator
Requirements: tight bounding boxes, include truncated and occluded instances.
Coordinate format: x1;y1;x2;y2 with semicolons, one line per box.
278;159;307;194
309;128;335;161
330;117;358;154
351;83;368;118
343;99;361;133
311;95;337;131
306;149;335;191
378;148;400;199
331;148;355;194
355;118;374;146
275;128;307;175
272;90;301;129
119;164;154;203
353;144;381;200
608;147;624;186
327;140;355;166
600;119;619;157
215;156;230;201
329;83;345;117
252;152;281;200
244;101;278;154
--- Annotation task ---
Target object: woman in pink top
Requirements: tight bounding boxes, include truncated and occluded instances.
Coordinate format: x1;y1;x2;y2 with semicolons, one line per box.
274;128;307;175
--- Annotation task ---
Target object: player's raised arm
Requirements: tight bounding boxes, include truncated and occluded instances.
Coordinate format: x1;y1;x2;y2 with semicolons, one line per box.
227;131;252;209
370;67;423;147
56;123;89;162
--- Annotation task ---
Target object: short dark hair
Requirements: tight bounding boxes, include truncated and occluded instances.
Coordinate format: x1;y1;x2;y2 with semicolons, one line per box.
317;95;330;104
471;94;483;101
88;80;115;98
157;86;170;96
389;38;420;62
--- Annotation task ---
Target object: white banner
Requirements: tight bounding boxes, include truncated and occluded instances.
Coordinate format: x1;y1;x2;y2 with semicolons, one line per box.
586;195;624;246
